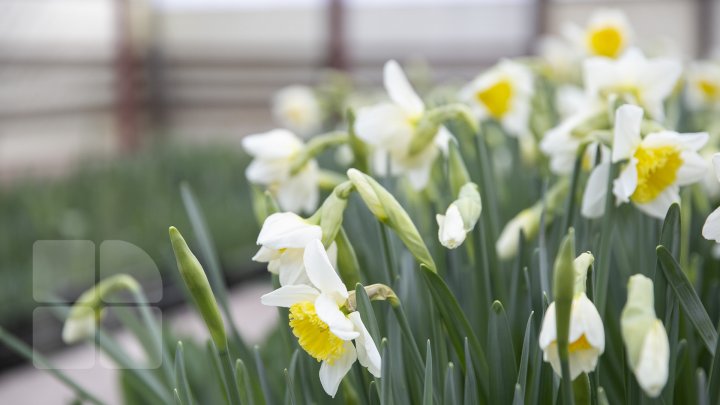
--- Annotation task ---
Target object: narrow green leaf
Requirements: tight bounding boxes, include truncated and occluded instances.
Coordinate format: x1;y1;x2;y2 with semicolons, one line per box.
284;369;296;405
512;384;523;405
206;341;230;405
463;338;478;405
595;163;619;317
174;342;194;405
444;363;458;405
554;229;576;405
389;301;425;385
572;373;591;405
235;359;255;405
697;369;709;405
657;246;718;354
707;322;720;402
355;283;381;347
423;340;434;405
513;312;534;404
489;300;517;405
253;345;273;405
381;338;393;405
656;203;680;319
174;389;184;405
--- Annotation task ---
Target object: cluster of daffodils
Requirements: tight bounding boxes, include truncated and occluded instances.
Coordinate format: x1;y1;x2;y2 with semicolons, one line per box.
34;7;720;405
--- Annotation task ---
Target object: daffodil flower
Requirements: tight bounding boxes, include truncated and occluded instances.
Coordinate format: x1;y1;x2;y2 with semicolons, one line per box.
573;9;633;59
355;60;450;190
253;212;337;286
261;239;381;397
272;85;323;137
461;60;534;138
621;275;670;398
685;61;720;110
242;129;319;213
436;183;481;249
702;153;720;242
583;104;708;219
539;253;604;379
583;48;681;121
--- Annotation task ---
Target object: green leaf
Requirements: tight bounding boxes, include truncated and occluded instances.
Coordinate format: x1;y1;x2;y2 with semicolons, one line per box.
284;369;297;405
253;345;273;405
174;389;184;405
444;363;458;405
707;322;720;403
513;312;534;404
423;340;434;405
381;338;394;405
235;359;255;405
206;341;230;405
355;283;382;346
656;203;681;319
174;342;195;405
463;338;478;405
554;229;576;405
489;301;517;405
657;246;718;354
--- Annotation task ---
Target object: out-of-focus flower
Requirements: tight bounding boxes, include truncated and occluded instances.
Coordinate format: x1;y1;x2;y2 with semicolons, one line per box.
253;212;338;286
703;153;720;242
261;240;380;397
242;129;319;213
584;48;682;120
272;85;323;138
575;9;633;59
355;60;449;190
685;61;720;110
461;60;534;138
621;274;670;398
436;183;482;249
583;105;708;219
539;253;604;380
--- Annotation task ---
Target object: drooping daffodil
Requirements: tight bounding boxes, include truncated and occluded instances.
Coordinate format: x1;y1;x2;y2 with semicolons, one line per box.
242;129;319;213
582;104;708;219
685;61;720;110
702;153;720;242
354;60;450;190
436;183;482;249
261;239;381;397
539;252;605;379
252;212;336;286
621;274;670;398
461;60;534;138
272;85;323;138
583;48;681;121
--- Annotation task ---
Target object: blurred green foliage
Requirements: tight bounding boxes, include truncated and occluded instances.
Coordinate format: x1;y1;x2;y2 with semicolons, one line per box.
0;144;259;327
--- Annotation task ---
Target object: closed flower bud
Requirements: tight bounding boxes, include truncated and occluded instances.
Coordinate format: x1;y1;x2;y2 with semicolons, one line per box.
437;183;481;249
347;169;388;222
621;274;669;398
169;226;227;349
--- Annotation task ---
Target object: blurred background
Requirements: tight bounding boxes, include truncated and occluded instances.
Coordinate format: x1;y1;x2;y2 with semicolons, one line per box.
0;0;718;402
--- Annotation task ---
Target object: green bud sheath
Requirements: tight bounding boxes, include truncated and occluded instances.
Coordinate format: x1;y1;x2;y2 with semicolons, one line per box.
169;226;227;349
553;229;576;368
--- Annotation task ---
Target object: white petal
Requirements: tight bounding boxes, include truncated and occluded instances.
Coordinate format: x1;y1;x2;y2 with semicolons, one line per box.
568;346;602;379
581;162;610;219
304;240;348;302
315;294;359;341
252;246;280;263
260;285;319;307
569;294;605;352
538;302;557;350
319;342;357;397
257;212;322;249
276;249;310;286
638;59;682;120
702;207;720;243
613;159;638;204
354;103;415;150
634;321;669;398
437;205;467;249
348;312;381;377
676;150;708;186
384;60;424;117
713;153;720;182
245;159;289;185
276;161;320;214
242;129;303;159
634;187;680;219
612;104;643;163
405;163;433;191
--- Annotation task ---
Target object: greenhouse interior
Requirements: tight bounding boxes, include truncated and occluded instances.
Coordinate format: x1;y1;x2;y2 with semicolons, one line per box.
1;0;720;404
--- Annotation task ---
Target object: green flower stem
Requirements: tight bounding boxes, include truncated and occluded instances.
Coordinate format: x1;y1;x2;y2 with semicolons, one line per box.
131;288;175;385
290;132;349;175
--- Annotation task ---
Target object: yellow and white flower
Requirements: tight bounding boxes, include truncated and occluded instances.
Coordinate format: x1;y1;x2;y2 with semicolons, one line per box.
355;60;449;190
621;274;670;398
272;85;323;138
685;61;720;110
583;48;682;120
242;129;319;213
436;183;482;249
461;60;534;138
252;212;337;286
582;104;708;219
261;240;381;397
539;253;604;379
573;9;633;59
702;153;720;242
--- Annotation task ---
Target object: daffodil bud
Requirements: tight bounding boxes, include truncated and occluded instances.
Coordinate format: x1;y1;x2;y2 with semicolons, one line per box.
573;252;594;295
318;181;355;246
621;275;669;398
437;183;482;249
345;283;398;312
409;103;478;156
62;274;140;344
347;168;388;222
169;226;227;349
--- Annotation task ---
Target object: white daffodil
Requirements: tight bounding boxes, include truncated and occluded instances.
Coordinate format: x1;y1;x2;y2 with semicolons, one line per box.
685;61;720;110
582;105;708;219
261;239;381;397
571;9;633;59
355;60;449;190
583;48;682;121
272;85;323;138
539;253;605;380
242;129;319;213
621;274;670;398
436;183;482;249
702;153;720;242
252;212;337;286
461;60;534;138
